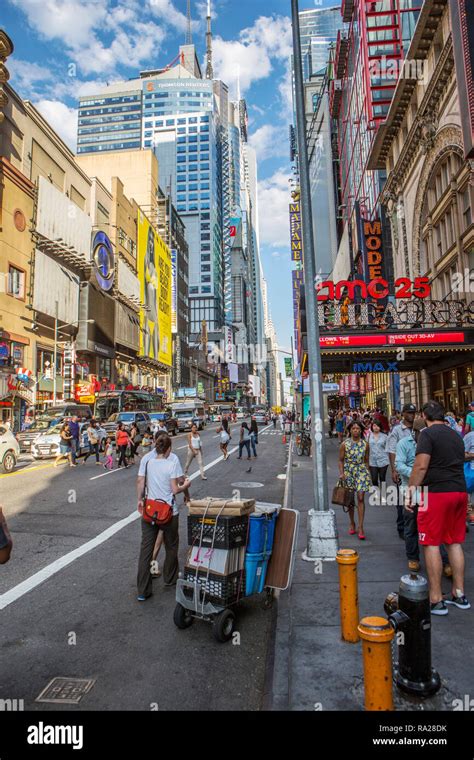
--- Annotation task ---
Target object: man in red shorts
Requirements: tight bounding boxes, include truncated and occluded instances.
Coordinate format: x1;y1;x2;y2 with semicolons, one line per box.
406;400;469;615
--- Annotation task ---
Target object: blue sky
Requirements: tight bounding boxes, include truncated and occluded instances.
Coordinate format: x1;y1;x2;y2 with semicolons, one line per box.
3;0;338;377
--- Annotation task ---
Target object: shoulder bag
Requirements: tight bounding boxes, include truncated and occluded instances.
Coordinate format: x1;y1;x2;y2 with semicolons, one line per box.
331;478;355;510
141;461;174;527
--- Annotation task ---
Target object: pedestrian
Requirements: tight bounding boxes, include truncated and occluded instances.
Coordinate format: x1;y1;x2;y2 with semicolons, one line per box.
335;411;345;442
103;436;114;469
54;422;74;468
238;422;252;460
129;422;141;464
83;420;101;465
386;402;417;539
338;421;372;540
184;423;207;480
250;418;258;458
279;412;285;431
217;418;231;460
272;413;277;429
68;415;80;465
463;427;474;525
116;422;131;468
140;432;152;455
406;400;470;615
362;413;372;439
368;420;389;499
136;433;191;600
396;417;451;575
464;400;474;433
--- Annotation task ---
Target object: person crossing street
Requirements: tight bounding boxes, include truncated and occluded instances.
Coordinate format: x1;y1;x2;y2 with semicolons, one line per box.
184;424;207;480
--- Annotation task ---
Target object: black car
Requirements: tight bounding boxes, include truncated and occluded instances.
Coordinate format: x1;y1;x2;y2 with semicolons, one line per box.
149;412;178;436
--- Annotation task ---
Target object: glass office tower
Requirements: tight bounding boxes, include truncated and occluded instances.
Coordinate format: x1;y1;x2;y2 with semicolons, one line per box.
299;6;343;80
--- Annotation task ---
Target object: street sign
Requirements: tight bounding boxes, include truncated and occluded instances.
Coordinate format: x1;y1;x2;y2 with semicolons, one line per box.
322;383;340;393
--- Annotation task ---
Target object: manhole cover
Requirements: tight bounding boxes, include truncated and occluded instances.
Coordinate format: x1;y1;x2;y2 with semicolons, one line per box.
231;482;264;488
35;677;96;705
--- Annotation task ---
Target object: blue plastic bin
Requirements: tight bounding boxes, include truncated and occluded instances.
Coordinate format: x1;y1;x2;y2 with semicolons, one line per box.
247;512;277;554
245;551;271;596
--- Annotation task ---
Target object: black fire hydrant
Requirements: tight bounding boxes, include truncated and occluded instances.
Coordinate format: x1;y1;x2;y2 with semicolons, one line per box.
384;573;441;698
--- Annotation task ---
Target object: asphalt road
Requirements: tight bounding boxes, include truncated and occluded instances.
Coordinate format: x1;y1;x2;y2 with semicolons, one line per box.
0;422;287;711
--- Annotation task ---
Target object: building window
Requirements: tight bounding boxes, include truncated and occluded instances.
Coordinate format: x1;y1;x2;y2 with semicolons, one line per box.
189;183;198;191
462;188;472;228
201;244;210;251
201;264;211;272
7;264;26;299
99;357;112;380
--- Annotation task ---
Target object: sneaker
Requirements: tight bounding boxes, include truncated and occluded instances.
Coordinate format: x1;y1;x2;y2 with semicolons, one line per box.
408;560;420;572
430;600;448;616
444;591;471;610
137;594;152;602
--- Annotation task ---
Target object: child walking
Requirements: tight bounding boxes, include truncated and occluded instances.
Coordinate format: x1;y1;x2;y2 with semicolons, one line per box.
103;437;114;469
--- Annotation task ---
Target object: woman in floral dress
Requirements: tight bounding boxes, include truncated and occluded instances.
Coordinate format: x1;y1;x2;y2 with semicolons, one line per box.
338;421;372;539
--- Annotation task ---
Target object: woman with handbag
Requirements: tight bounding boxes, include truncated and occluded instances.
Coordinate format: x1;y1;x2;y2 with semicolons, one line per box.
136;434;191;600
339;421;372;540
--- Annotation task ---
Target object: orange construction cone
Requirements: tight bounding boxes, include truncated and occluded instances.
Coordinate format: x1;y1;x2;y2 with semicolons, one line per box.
282;434;287;444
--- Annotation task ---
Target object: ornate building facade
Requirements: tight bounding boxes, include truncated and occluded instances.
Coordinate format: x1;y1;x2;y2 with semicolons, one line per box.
369;0;474;411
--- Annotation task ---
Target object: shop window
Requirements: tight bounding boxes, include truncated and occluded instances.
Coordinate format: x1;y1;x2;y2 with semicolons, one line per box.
7;264;26;300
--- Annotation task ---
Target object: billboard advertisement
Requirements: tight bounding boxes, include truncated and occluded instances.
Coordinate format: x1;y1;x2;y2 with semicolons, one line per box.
137;212;172;367
171;249;178;334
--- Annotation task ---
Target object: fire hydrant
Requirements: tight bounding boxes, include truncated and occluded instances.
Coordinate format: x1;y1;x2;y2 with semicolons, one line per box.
384;573;441;698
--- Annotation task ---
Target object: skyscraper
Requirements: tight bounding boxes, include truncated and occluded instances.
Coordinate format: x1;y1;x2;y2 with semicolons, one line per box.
299;6;343;80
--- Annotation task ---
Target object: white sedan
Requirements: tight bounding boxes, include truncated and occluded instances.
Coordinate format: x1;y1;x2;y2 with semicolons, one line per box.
0;425;20;473
31;423;107;460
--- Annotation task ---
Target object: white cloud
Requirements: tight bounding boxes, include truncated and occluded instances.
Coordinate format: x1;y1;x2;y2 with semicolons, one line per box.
34;99;78;151
8;59;55;99
213;14;291;98
249;124;288;162
148;0;197;35
8;0;167;76
258;169;291;249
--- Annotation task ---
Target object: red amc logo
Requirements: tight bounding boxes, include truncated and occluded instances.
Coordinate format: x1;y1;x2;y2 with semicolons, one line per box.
315;277;431;301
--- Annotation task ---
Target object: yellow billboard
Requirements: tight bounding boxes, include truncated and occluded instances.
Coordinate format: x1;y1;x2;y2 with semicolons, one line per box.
137;211;172;367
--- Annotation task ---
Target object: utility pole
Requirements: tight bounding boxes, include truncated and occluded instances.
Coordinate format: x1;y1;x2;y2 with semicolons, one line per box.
53;300;58;404
291;0;338;560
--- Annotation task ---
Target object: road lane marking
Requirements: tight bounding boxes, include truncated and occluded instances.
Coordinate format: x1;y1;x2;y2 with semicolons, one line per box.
0;434;276;609
0;462;55;479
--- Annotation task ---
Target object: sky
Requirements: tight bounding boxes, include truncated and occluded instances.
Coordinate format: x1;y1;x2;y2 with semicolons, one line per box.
3;0;338;378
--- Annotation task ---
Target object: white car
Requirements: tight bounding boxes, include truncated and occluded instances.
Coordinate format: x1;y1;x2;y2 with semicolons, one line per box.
0;425;20;473
31;422;107;460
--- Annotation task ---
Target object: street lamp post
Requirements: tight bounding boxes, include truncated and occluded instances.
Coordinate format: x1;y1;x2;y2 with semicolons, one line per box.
291;0;338;560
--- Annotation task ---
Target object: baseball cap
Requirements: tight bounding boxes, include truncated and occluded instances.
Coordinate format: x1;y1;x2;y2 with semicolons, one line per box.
469;401;474;407
402;403;417;413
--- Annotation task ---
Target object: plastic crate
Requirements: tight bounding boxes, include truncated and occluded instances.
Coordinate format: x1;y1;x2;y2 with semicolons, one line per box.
247;512;277;554
187;514;249;549
244;552;270;596
183;567;245;606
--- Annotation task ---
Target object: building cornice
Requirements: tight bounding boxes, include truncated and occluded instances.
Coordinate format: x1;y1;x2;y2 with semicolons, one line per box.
0;155;35;197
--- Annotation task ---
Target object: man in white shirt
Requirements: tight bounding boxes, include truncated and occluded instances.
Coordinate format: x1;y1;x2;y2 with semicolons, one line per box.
136;433;190;600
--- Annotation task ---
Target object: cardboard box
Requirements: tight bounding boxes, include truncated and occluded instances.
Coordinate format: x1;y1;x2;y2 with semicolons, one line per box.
188;497;255;516
186;545;246;576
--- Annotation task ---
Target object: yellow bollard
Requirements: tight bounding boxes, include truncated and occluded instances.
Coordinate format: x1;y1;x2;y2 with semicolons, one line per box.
336;549;360;643
358;616;395;711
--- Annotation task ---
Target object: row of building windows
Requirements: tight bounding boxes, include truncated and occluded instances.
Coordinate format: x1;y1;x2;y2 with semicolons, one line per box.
77;140;141;153
78;105;141;117
79;113;140;127
80;95;140;107
78;121;141;136
176;183;210;193
78;130;141;144
144;91;211;99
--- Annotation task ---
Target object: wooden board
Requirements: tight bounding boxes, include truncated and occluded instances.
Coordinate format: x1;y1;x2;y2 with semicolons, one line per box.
265;508;298;590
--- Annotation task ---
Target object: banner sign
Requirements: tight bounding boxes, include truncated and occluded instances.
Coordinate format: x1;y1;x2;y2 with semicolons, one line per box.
171;249;178;335
320;332;466;348
289;201;302;262
292;270;304;346
284;358;293;378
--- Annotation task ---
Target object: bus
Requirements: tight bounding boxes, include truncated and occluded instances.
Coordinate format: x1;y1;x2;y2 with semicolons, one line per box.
94;390;164;421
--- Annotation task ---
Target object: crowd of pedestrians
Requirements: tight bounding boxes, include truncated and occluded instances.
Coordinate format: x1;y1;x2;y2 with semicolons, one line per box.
333;400;473;615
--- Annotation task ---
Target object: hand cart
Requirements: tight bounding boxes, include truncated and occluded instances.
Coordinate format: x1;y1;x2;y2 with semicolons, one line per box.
173;501;299;643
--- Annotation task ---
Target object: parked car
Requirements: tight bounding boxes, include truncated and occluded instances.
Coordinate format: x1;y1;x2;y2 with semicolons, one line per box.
149;411;178;436
252;411;268;425
0;425;20;473
101;411;151;438
31;422;107;460
17;404;92;452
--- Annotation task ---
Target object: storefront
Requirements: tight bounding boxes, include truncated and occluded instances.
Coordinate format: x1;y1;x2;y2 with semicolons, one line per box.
428;359;474;414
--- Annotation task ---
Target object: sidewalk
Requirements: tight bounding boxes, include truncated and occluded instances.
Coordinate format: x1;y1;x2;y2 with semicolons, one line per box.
268;436;474;711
